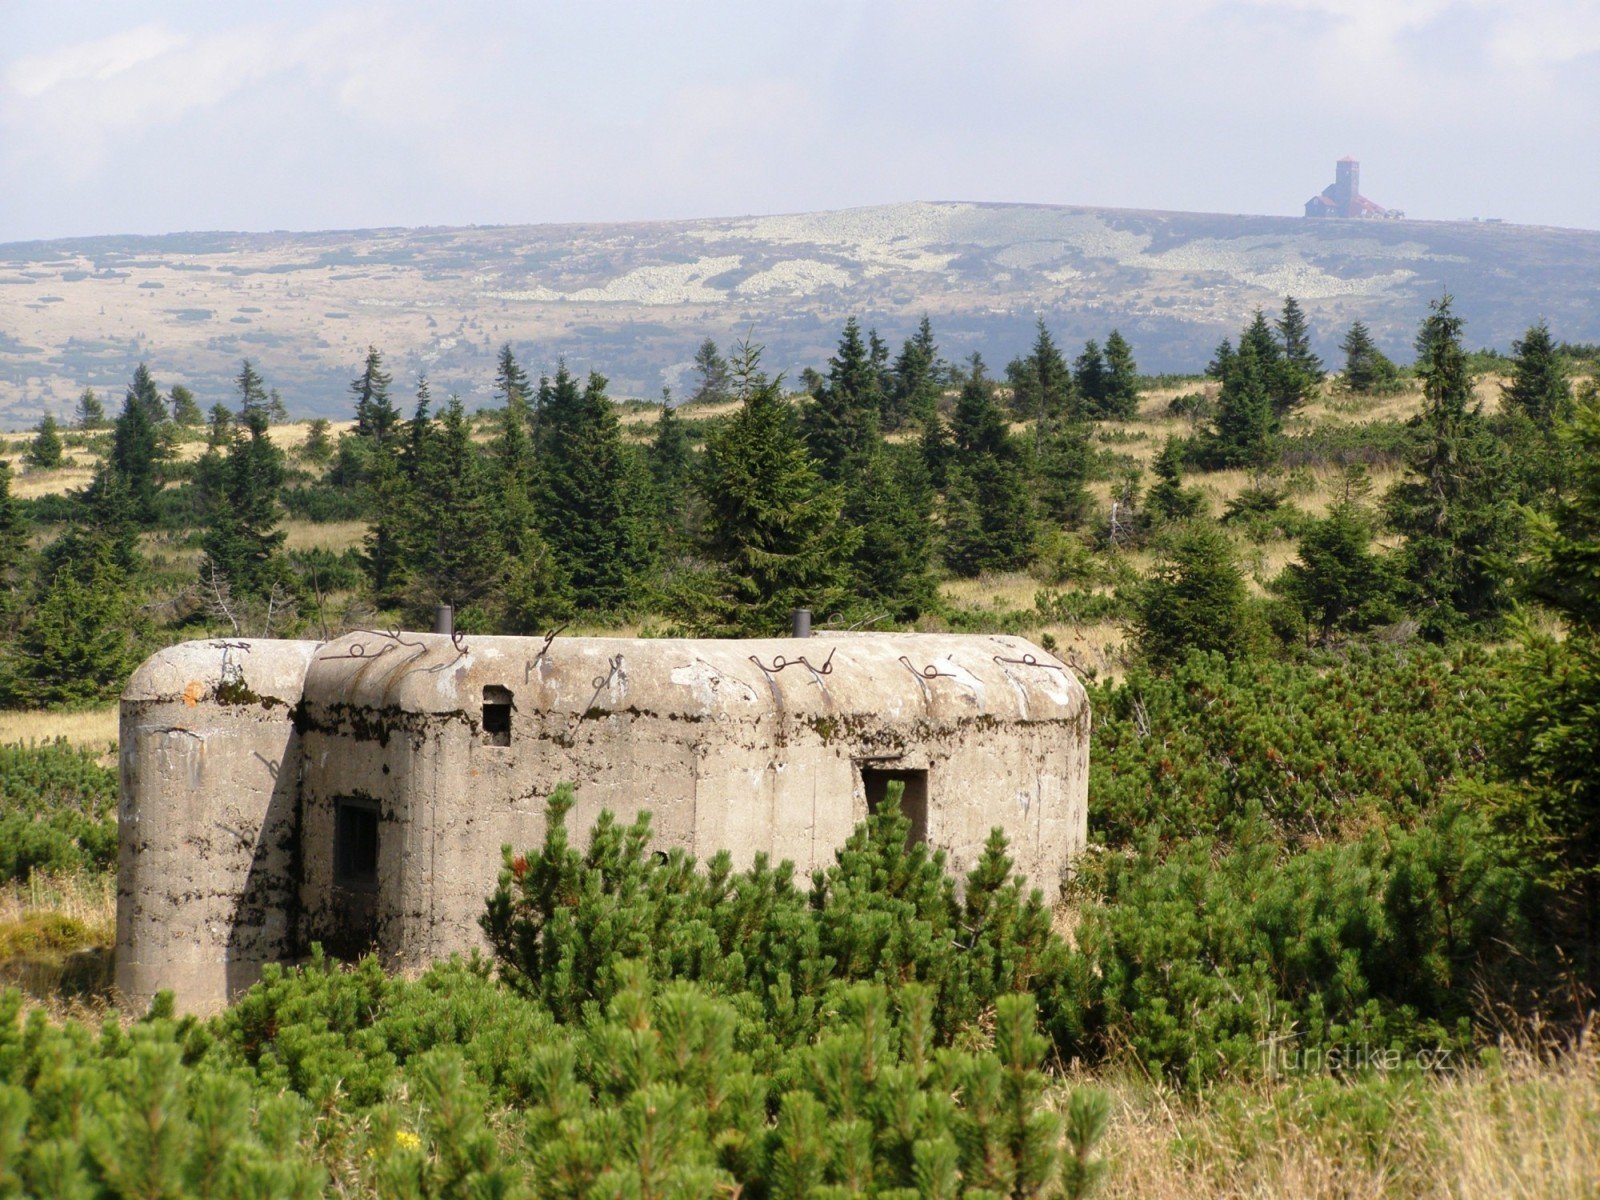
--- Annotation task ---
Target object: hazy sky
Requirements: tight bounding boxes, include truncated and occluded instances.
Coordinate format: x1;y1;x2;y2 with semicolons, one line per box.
2;0;1597;243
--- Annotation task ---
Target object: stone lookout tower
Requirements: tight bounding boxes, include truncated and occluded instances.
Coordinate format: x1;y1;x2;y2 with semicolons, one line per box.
1304;157;1402;218
116;630;1090;1012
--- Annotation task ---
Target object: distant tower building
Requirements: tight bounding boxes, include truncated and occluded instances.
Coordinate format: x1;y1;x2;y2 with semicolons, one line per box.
1305;157;1401;219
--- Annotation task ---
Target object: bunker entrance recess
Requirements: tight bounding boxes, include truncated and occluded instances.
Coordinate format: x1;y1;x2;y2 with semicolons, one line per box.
862;767;930;846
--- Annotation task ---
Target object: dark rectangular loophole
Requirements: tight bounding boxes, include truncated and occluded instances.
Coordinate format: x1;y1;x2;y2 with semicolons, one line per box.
482;685;513;747
334;798;379;889
862;768;929;846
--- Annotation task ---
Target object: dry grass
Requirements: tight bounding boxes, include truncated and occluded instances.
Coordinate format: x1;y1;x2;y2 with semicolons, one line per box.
939;571;1043;612
1092;1033;1600;1200
0;707;117;750
283;518;366;553
0;873;115;934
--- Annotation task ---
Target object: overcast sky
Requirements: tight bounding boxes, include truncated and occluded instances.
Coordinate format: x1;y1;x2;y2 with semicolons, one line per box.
2;0;1597;243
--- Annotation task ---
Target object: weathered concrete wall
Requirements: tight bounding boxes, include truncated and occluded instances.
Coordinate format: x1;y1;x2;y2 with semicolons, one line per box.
116;639;318;1013
120;630;1090;1008
296;631;1089;972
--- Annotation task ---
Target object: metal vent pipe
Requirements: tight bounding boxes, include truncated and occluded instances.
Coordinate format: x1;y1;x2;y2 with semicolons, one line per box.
433;603;454;636
791;608;811;638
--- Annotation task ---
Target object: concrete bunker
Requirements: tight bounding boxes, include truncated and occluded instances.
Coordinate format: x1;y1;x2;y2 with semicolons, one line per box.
117;631;1090;1012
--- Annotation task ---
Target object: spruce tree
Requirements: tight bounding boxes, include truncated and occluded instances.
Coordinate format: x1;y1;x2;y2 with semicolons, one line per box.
299;417;334;465
888;314;943;430
648;391;696;544
539;370;652;611
0;459;25;629
1273;296;1323;415
1145;436;1204;525
25;415;63;470
1277;500;1396;639
689;339;731;406
200;406;292;603
236;360;269;417
351;346;400;446
1204;337;1278;469
494;343;532;408
1502;320;1571;425
942;357;1034;576
845;443;937;620
1099;329;1140;420
74;388;106;430
1073;340;1108;415
492;373;570;630
803;317;883;481
1007;320;1078;442
699;347;858;633
127;362;168;428
169;385;202;427
402;395;507;625
402;375;434;481
1339;321;1401;394
1135;521;1252;665
1386;295;1518;632
206;403;234;449
110;371;163;524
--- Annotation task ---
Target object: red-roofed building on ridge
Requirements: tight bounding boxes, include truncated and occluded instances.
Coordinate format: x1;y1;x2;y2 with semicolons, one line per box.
1305;158;1403;218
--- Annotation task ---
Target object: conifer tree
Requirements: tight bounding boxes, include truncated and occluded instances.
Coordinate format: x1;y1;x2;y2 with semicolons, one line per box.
845;443;937;620
1386;295;1517;631
299;417;334;465
1204;337;1278;469
402;395;507;625
699;346;858;633
888;315;943;430
1273;296;1323;415
803;317;883;481
206;402;234;449
169;385;203;427
1135;521;1252;665
491;373;570;630
942;357;1034;576
1101;329;1140;420
24;415;63;470
494;343;531;408
1073;340;1108;414
1339;321;1402;394
403;375;434;481
74;388;106;430
648;390;696;544
1276;500;1396;639
0;459;25;629
267;388;288;424
351;346;400;445
689;339;731;406
236;360;269;416
1145;437;1204;525
1502;320;1571;425
539;369;652;611
200;406;293;603
128;362;168;428
1007;319;1078;442
111;370;163;524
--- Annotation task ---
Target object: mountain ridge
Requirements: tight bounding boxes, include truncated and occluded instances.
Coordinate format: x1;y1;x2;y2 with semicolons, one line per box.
3;200;1597;425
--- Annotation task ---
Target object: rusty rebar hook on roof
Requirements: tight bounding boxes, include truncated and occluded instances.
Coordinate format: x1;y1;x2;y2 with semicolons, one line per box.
992;653;1065;671
899;654;955;680
749;646;836;678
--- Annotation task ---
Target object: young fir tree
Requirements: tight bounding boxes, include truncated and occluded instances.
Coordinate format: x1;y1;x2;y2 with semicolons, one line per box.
803;317;883;481
298;417;334;465
1007;319;1078;443
699;347;858;634
199;406;293;603
941;357;1035;576
1501;320;1571;425
169;385;203;427
351;345;400;446
1204;336;1278;469
235;359;269;417
128;361;168;429
689;339;731;406
494;343;532;409
0;459;25;629
24;414;63;470
1273;296;1324;415
492;374;570;630
402;375;434;482
267;388;288;424
648;390;696;545
401;395;508;626
538;369;652;611
1386;295;1518;632
1135;521;1253;665
205;402;234;449
74;387;106;430
110;370;164;524
1276;500;1396;640
1144;436;1204;525
887;314;943;431
1101;329;1140;420
844;443;938;620
1072;340;1108;415
1339;321;1402;394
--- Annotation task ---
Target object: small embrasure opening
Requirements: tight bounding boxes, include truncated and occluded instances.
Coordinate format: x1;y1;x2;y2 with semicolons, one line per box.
862;768;929;846
482;685;513;746
334;798;379;889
